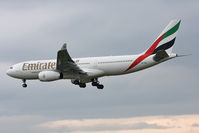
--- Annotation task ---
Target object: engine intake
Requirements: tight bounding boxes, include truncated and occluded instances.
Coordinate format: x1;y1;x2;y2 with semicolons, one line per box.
38;71;61;81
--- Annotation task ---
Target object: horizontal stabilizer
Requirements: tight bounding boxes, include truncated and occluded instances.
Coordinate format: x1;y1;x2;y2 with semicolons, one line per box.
176;54;192;57
153;50;169;62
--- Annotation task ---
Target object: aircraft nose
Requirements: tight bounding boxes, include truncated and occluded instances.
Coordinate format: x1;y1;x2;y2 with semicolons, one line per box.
6;69;14;77
6;69;11;76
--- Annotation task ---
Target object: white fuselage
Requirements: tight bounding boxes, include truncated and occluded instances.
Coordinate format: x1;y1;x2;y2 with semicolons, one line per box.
6;53;176;81
6;19;181;89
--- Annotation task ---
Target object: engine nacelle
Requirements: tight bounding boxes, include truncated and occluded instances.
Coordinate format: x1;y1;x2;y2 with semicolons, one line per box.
38;71;61;81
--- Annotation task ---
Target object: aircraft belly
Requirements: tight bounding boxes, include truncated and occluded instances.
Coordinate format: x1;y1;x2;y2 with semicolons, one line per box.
17;71;39;79
98;63;127;75
62;74;79;79
126;57;159;73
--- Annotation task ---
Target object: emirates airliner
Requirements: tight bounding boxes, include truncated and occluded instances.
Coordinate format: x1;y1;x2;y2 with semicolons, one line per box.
7;19;181;89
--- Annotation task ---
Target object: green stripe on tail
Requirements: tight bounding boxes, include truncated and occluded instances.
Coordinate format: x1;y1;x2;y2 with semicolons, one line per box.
161;20;181;40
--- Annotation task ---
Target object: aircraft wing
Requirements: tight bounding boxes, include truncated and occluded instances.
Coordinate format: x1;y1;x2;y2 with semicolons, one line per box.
56;43;86;75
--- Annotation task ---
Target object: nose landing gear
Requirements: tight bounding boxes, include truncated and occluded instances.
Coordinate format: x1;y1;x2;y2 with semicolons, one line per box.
22;79;27;88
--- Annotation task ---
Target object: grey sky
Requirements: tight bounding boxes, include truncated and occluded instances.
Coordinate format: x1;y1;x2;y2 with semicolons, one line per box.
0;0;199;133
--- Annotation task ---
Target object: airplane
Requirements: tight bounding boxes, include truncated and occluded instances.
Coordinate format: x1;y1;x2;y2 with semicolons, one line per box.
7;19;181;89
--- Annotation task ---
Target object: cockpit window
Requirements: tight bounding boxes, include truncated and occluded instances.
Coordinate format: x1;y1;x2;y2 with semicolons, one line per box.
10;66;13;69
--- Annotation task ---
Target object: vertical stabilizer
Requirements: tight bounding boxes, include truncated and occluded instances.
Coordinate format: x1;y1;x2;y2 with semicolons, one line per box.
151;19;181;54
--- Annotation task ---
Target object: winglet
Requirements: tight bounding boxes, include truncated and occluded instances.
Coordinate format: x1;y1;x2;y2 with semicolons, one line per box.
61;43;67;50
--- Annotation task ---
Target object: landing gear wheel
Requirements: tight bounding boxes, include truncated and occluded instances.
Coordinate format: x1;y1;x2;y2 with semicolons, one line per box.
97;84;104;89
73;80;80;85
22;84;27;88
22;79;27;88
92;82;98;86
91;78;100;86
91;78;104;89
79;83;86;88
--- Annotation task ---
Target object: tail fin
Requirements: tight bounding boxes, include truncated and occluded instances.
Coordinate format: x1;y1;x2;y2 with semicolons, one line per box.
145;19;181;55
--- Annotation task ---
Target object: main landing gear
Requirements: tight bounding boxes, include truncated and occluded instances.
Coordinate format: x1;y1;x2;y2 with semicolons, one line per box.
91;78;104;89
72;78;104;89
73;80;86;88
79;83;86;88
22;79;27;88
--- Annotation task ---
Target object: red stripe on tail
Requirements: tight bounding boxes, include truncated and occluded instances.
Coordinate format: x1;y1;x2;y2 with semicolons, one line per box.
125;33;165;72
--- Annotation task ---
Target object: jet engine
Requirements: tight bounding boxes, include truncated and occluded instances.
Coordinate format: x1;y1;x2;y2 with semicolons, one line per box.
38;71;61;81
